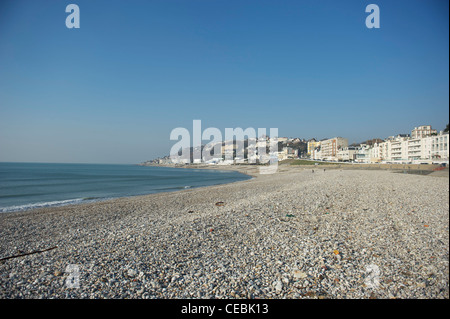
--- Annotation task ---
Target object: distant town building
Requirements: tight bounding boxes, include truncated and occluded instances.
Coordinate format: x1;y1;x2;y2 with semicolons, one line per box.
358;126;448;164
319;137;348;161
411;125;437;139
305;125;448;164
422;133;449;162
337;146;358;162
145;125;448;166
355;144;371;163
307;139;320;157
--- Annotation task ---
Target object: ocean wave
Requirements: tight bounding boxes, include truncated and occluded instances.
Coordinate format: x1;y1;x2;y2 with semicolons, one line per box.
0;198;91;213
153;185;193;191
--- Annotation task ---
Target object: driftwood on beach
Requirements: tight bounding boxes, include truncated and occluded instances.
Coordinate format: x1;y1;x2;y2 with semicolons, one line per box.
0;246;57;262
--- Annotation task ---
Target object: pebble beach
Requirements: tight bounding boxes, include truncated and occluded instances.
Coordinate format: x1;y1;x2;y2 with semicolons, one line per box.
0;167;448;299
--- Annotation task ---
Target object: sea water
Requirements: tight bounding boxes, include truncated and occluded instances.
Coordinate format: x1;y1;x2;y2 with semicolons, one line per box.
0;162;250;213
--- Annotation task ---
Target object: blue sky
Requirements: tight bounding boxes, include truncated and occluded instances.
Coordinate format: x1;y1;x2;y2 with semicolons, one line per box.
0;0;448;163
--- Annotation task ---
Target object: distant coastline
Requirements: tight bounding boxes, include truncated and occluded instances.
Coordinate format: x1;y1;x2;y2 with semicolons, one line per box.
140;160;448;177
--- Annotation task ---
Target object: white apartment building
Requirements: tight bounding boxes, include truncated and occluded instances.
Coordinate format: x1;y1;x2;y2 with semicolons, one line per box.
307;125;448;164
312;148;322;161
407;138;422;162
389;137;410;163
355;144;371;163
368;129;448;164
337;146;358;162
369;144;382;163
421;133;449;162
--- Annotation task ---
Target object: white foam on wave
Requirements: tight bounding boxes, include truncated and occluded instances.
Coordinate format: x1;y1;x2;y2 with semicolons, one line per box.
0;198;87;213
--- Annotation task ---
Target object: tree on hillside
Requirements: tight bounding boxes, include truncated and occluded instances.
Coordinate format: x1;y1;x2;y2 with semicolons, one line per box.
445;123;449;133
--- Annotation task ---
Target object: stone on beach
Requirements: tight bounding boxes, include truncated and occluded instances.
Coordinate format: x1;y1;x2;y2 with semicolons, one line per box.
0;167;448;299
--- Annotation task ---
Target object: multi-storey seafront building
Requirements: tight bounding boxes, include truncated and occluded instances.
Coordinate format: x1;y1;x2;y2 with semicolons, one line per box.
368;126;448;164
317;137;348;161
307;139;320;157
355;144;372;163
422;133;449;161
411;125;437;139
308;125;448;164
337;146;358;162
